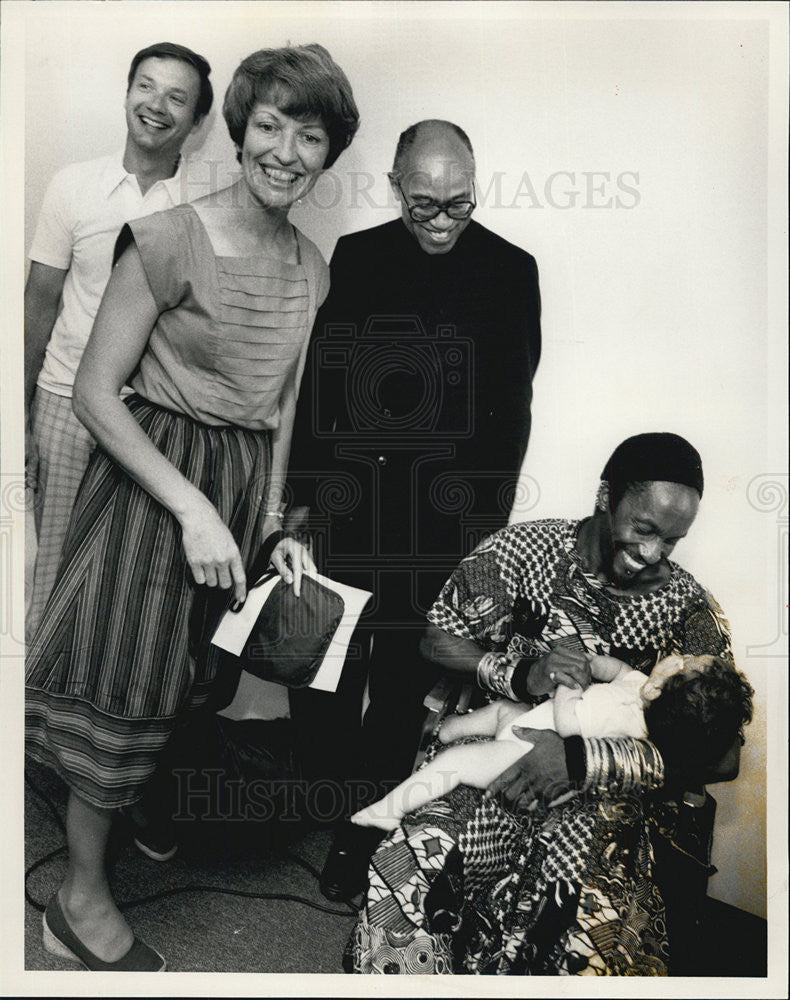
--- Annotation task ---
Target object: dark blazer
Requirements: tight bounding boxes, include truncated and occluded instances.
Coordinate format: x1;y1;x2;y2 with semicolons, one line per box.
287;218;541;620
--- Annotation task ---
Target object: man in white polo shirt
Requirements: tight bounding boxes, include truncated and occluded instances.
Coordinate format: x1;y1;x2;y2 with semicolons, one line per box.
25;41;213;638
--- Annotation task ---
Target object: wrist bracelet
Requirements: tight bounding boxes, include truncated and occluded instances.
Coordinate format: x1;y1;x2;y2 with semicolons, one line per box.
581;737;665;796
476;651;518;700
476;652;494;691
264;509;284;519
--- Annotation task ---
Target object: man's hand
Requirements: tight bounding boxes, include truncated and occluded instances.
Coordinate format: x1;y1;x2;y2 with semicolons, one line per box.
487;728;571;811
527;649;591;697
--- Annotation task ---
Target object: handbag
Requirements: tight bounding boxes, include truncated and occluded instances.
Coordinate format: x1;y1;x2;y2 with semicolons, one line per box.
231;570;346;689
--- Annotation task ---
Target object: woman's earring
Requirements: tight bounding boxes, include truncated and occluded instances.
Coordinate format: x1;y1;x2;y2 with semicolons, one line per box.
595;481;609;512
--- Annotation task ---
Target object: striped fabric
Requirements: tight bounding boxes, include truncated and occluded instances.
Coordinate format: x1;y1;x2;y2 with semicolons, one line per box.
27;388;95;641
25;396;270;809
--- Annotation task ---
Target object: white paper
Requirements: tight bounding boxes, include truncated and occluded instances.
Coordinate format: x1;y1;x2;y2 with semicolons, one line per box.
308;571;372;692
210;568;372;693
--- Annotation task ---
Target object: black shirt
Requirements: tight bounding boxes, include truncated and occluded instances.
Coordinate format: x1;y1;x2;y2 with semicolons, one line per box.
288;218;541;619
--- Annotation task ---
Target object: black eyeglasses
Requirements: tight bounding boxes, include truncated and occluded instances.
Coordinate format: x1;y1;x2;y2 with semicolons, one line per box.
392;176;476;222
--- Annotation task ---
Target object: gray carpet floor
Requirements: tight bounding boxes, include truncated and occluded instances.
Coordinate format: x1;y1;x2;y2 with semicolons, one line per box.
24;757;767;978
24;759;358;974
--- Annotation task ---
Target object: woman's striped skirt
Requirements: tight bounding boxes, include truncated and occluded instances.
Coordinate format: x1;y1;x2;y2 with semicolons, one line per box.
25;395;271;809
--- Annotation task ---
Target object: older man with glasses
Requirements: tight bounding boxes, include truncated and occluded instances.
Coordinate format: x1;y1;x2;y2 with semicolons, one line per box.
286;118;542;900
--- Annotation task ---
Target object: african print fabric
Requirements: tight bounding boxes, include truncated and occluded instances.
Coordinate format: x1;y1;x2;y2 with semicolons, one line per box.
348;519;733;975
427;519;730;671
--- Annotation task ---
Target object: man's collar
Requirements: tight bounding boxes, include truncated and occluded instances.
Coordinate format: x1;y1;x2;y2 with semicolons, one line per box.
98;151;131;198
99;149;185;199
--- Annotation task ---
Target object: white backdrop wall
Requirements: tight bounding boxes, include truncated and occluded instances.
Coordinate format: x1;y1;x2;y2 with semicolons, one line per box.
20;1;788;921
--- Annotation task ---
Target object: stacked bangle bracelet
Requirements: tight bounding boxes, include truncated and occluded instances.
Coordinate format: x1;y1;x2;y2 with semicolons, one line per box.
476;652;518;700
581;737;664;796
476;651;538;702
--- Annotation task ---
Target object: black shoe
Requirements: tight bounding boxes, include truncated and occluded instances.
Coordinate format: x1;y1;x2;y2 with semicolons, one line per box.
43;894;167;971
319;843;370;902
119;805;177;863
319;824;383;901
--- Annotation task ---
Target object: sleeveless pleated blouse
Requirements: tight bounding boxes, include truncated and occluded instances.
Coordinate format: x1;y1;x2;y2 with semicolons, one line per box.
119;204;329;430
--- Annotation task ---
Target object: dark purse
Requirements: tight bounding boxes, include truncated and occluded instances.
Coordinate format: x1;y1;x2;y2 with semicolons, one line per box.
233;570;346;689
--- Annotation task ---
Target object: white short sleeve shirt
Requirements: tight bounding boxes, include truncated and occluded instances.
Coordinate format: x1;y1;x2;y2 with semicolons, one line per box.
30;151;191;397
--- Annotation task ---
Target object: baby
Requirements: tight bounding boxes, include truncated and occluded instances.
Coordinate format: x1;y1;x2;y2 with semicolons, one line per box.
352;652;752;830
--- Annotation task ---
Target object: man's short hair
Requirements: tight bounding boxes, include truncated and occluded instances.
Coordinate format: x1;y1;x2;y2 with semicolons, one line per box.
601;432;704;511
392;120;474;175
127;42;213;123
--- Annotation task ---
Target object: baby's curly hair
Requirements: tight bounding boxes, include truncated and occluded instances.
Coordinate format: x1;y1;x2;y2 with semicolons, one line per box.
644;656;753;769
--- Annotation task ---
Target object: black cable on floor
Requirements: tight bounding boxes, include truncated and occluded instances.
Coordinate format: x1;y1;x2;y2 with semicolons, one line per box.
119;883;358;917
281;849;322;882
24;770;360;919
25;771;67;836
278;849;359;914
24;845;67;911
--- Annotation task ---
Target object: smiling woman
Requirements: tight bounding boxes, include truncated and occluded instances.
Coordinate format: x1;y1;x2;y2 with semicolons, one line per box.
188;45;359;256
223;44;359;171
239;105;330;211
25;43;359;972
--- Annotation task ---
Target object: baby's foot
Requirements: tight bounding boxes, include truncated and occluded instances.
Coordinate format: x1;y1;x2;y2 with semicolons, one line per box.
351;805;400;832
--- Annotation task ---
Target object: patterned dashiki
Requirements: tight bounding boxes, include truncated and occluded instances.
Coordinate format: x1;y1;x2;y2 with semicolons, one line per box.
347;518;734;975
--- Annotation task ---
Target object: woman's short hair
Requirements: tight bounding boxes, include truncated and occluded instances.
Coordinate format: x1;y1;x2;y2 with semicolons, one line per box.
222;44;359;169
127;42;213;122
644;656;753;769
601;432;704;511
